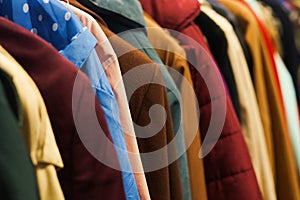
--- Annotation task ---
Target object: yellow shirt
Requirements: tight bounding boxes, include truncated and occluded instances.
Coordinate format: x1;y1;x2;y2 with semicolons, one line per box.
0;46;64;200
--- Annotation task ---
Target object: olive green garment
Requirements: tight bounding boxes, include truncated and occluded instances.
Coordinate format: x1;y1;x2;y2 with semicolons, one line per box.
0;46;65;200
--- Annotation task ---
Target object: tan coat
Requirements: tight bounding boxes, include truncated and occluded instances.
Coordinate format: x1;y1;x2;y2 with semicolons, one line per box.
144;12;208;200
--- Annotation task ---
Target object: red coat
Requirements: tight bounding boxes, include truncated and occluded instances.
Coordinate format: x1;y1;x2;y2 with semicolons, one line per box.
0;17;126;200
139;0;263;199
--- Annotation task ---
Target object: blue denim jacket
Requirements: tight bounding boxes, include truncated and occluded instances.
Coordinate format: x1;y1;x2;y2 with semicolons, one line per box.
0;1;139;199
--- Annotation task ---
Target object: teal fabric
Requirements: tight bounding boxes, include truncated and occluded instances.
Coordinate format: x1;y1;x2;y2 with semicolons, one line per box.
85;0;145;27
78;0;192;199
274;53;300;175
0;68;39;200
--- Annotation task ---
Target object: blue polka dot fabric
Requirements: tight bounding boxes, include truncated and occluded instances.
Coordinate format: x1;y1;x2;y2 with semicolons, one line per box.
0;0;84;51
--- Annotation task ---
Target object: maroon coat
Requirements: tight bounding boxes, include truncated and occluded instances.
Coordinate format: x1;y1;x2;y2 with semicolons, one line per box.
139;1;263;199
0;17;126;200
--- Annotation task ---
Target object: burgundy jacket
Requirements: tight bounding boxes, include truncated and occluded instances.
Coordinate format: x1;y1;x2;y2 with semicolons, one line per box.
0;17;126;200
138;0;263;199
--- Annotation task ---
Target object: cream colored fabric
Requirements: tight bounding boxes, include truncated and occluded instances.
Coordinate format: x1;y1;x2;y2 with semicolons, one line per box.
219;0;275;179
145;12;208;200
252;1;283;58
201;5;277;200
64;4;151;200
219;1;300;199
0;46;64;200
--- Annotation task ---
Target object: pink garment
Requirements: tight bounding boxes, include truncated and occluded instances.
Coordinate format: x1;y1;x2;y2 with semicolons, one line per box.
65;3;150;200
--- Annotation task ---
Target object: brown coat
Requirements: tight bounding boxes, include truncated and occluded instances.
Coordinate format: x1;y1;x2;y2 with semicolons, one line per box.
69;1;183;199
101;23;182;200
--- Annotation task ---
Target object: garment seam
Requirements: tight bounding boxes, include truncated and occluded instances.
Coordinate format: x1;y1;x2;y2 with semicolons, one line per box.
206;167;253;183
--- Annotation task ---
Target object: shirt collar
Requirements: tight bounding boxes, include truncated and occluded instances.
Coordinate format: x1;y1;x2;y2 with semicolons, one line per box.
81;0;146;27
59;27;97;68
0;0;97;68
0;0;85;51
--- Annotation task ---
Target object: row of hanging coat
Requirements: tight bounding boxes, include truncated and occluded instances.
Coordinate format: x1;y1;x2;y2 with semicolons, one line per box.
0;0;299;199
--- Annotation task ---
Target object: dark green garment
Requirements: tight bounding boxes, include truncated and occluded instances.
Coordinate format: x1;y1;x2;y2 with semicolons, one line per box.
0;68;39;200
77;1;190;199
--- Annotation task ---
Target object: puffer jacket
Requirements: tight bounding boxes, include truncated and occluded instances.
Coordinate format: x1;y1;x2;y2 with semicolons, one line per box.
138;0;263;199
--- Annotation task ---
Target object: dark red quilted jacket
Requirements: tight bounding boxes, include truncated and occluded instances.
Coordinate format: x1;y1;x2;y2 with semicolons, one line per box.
138;0;263;199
